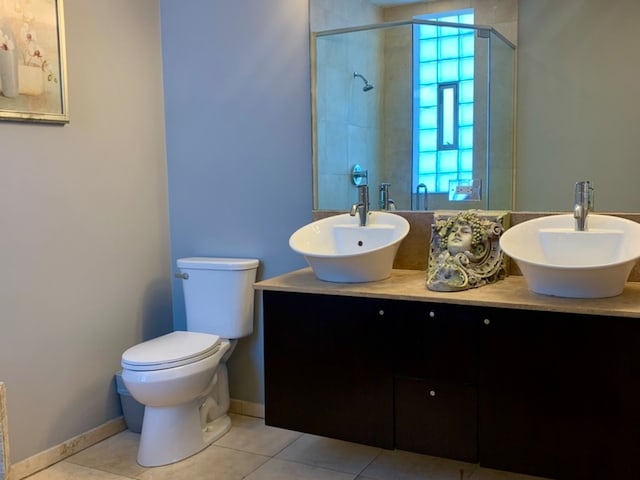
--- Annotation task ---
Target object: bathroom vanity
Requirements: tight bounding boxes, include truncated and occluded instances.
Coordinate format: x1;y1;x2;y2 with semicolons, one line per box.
256;268;640;480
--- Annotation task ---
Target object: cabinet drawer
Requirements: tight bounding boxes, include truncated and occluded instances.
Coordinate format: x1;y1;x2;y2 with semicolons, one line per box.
395;376;478;462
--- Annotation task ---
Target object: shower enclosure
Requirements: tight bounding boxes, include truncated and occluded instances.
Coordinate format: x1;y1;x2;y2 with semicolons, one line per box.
313;20;515;211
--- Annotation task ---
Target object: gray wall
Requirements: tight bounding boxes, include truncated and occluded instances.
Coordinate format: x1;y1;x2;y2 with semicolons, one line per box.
517;0;640;211
160;0;312;404
0;0;172;463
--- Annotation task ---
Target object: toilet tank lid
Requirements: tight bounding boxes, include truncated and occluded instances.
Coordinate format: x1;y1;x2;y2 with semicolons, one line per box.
177;257;259;271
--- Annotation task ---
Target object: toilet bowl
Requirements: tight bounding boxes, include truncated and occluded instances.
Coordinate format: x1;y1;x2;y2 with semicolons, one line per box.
122;331;233;466
120;257;259;467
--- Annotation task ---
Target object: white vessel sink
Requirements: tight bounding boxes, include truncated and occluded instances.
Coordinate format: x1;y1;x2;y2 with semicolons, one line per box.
500;214;640;298
289;212;410;283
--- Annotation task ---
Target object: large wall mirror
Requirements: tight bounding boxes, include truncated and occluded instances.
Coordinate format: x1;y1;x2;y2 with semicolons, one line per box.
311;0;640;213
311;0;517;212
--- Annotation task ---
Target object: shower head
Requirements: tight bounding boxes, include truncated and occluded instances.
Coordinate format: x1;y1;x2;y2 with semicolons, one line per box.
353;72;374;92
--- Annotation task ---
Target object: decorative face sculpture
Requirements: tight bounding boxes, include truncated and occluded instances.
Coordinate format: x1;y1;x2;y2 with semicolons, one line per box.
446;222;474;255
427;210;507;292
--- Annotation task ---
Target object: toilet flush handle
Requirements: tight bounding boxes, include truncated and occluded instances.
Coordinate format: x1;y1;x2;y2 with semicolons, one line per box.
174;272;189;280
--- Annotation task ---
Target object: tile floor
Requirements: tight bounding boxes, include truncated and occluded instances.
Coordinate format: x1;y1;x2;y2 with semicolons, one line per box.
25;414;552;480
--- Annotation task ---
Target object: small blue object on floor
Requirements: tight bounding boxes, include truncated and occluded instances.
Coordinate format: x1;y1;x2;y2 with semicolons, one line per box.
115;371;144;433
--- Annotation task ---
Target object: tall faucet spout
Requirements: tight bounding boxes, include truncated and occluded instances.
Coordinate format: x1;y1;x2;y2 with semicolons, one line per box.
350;184;369;226
379;183;395;211
573;180;593;231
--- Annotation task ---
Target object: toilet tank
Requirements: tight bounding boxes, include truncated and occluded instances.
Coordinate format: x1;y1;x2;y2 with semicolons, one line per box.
177;257;259;339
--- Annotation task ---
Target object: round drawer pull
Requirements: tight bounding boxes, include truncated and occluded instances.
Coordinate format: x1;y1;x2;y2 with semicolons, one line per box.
429;390;436;397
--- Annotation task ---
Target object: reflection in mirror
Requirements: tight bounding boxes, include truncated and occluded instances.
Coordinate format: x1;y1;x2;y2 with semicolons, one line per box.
311;1;517;212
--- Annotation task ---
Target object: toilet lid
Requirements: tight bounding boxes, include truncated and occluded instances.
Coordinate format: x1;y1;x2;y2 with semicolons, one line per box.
121;331;221;371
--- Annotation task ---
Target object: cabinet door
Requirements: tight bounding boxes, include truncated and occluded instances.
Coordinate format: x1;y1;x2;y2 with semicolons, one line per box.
479;308;640;480
263;291;394;448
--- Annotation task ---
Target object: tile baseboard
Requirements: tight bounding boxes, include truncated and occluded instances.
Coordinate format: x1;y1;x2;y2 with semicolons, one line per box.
229;398;265;418
9;417;126;480
9;399;265;480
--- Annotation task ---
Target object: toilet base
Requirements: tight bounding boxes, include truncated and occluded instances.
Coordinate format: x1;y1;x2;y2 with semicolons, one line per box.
137;399;231;467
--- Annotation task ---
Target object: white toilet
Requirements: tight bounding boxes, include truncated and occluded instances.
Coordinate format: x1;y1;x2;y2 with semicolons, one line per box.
121;257;259;467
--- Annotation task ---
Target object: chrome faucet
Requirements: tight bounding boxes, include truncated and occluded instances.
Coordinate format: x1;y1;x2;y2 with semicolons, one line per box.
378;183;395;210
416;183;428;210
350;184;369;226
573;180;593;231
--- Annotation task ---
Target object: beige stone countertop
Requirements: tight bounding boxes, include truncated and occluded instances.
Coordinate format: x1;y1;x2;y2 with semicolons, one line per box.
254;268;640;318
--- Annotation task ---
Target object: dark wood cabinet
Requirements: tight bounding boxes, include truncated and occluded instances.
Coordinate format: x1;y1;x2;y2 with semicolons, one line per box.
262;290;640;480
263;290;395;448
394;301;480;462
479;308;640;480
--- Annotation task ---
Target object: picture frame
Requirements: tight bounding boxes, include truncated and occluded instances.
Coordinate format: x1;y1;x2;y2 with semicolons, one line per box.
0;0;69;124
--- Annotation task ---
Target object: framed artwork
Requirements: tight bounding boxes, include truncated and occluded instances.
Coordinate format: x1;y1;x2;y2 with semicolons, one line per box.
0;0;68;124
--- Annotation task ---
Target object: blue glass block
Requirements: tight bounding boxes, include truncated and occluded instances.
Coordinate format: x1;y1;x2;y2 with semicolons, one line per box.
459;13;474;25
419;84;438;107
461;33;475;57
426;176;438;193
439;36;459;59
420;106;438;129
420;38;438;62
458;170;473;180
440;15;458;23
459;80;474;102
438;18;460;38
419;129;438;150
460;57;474;80
460;149;473;171
439;59;459;82
439;150;459;172
459;103;474;126
419;24;438;39
418;152;437;173
420;62;438;84
438;173;457;193
417;175;437;194
459;126;474;148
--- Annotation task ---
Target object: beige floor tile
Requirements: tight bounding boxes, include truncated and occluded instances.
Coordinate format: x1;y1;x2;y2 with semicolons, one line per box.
245;457;356;480
214;413;303;456
25;461;134;480
276;434;382;475
360;449;478;480
64;430;147;478
138;444;269;480
22;415;559;480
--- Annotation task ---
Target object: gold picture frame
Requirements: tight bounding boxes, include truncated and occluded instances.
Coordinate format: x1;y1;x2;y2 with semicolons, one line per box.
0;0;69;124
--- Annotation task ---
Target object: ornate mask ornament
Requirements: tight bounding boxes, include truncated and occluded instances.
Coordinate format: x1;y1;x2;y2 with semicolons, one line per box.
427;210;507;292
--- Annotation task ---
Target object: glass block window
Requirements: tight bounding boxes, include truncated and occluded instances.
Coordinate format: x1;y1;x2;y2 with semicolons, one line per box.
414;10;474;194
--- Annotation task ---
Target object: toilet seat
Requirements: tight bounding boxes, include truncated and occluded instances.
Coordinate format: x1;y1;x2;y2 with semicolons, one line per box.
122;331;221;371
